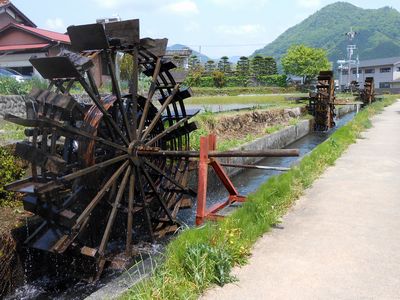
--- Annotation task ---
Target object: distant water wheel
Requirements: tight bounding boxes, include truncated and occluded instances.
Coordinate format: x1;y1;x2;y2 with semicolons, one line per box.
308;70;336;131
5;20;198;279
360;77;375;106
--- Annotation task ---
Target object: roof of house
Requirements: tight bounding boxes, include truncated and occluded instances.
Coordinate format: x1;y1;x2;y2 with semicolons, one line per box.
0;1;36;28
358;56;400;68
0;22;70;44
0;43;50;51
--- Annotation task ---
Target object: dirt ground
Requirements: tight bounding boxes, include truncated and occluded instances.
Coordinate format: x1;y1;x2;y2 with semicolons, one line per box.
0;207;28;297
201;107;305;141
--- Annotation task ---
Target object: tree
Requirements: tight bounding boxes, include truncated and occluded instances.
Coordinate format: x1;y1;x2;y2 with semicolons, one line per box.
172;55;185;70
250;55;264;78
205;60;216;74
217;56;231;74
264;56;277;75
120;54;133;81
212;70;225;88
236;56;250;78
281;45;330;83
188;55;201;72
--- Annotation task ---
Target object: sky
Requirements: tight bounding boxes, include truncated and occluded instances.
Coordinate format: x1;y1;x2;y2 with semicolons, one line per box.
11;0;400;58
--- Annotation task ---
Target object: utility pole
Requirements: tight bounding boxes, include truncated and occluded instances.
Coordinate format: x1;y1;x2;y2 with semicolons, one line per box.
345;27;358;88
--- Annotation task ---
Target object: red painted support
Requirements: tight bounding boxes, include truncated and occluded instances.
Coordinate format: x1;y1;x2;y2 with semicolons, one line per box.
195;134;247;225
195;136;209;225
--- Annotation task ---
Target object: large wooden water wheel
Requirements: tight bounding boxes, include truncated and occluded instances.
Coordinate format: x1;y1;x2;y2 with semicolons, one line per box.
5;20;198;279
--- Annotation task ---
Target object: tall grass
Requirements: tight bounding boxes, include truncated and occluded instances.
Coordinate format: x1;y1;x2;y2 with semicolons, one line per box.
186;94;306;105
122;96;398;300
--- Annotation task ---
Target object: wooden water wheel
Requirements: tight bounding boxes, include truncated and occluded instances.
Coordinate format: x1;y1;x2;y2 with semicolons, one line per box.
5;19;198;279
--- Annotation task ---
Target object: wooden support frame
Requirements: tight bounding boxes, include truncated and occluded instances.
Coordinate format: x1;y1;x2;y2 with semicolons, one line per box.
195;134;246;225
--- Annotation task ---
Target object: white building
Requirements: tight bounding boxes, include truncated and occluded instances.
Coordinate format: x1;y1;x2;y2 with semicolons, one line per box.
338;56;400;91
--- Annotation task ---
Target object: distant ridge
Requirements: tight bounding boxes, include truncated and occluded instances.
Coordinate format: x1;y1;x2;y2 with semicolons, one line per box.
253;2;400;64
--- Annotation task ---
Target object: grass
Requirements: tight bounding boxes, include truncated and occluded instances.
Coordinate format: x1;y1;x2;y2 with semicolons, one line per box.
190;86;298;97
0;120;25;144
186;94;307;106
121;95;397;300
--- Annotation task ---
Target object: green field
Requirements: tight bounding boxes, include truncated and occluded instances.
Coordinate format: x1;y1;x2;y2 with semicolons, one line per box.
186;93;307;106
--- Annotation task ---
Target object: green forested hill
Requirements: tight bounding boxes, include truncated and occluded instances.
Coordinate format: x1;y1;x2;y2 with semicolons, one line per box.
253;2;400;64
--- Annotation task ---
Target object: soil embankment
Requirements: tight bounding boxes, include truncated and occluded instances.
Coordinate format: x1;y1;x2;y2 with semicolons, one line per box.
0;208;26;297
198;107;305;143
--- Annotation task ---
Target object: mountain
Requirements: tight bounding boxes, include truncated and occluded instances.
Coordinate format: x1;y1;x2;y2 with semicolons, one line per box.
167;44;211;63
253;2;400;65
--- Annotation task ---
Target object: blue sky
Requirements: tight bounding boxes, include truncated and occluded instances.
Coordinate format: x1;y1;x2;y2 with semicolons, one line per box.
11;0;400;58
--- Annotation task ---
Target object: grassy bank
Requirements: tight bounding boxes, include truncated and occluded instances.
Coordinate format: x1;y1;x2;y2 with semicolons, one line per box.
186;93;306;106
122;96;397;300
191;86;297;97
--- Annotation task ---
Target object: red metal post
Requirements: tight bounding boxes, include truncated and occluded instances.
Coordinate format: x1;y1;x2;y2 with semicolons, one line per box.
196;134;247;225
195;136;209;225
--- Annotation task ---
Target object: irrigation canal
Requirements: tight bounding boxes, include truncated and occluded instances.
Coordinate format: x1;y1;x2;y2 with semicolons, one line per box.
6;111;356;300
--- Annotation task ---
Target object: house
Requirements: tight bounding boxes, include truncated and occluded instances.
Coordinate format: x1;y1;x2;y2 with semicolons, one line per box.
0;0;70;76
164;48;193;70
338;56;400;92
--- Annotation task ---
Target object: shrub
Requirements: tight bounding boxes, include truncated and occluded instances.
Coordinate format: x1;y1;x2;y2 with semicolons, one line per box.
212;71;225;88
184;74;287;88
0;147;25;207
0;77;48;95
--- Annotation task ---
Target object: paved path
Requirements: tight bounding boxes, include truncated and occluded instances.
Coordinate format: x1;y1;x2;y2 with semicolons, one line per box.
202;101;400;300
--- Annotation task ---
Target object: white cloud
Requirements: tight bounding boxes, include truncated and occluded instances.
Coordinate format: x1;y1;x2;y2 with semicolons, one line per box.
45;18;65;32
90;0;162;10
296;0;321;8
209;0;268;8
215;24;265;35
91;0;132;9
163;0;199;15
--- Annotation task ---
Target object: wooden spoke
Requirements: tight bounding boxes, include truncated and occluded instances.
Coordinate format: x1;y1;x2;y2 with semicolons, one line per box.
73;161;129;229
78;76;130;146
137;58;162;137
52;161;129;253
126;170;135;256
140;163;174;223
145;115;193;146
135;166;155;241
36;154;129;193
143;158;196;196
98;165;131;256
106;51;133;141
141;84;180;141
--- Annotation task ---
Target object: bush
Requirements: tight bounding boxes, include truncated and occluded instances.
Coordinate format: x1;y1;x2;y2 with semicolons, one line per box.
0;78;30;95
0;147;25;207
0;77;48;95
184;74;287;88
212;71;225;88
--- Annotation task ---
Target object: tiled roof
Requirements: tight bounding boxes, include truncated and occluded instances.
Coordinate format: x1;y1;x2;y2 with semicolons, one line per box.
12;23;70;43
0;43;49;51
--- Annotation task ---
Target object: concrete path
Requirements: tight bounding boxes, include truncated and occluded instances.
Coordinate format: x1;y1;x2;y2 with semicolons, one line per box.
201;101;400;300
